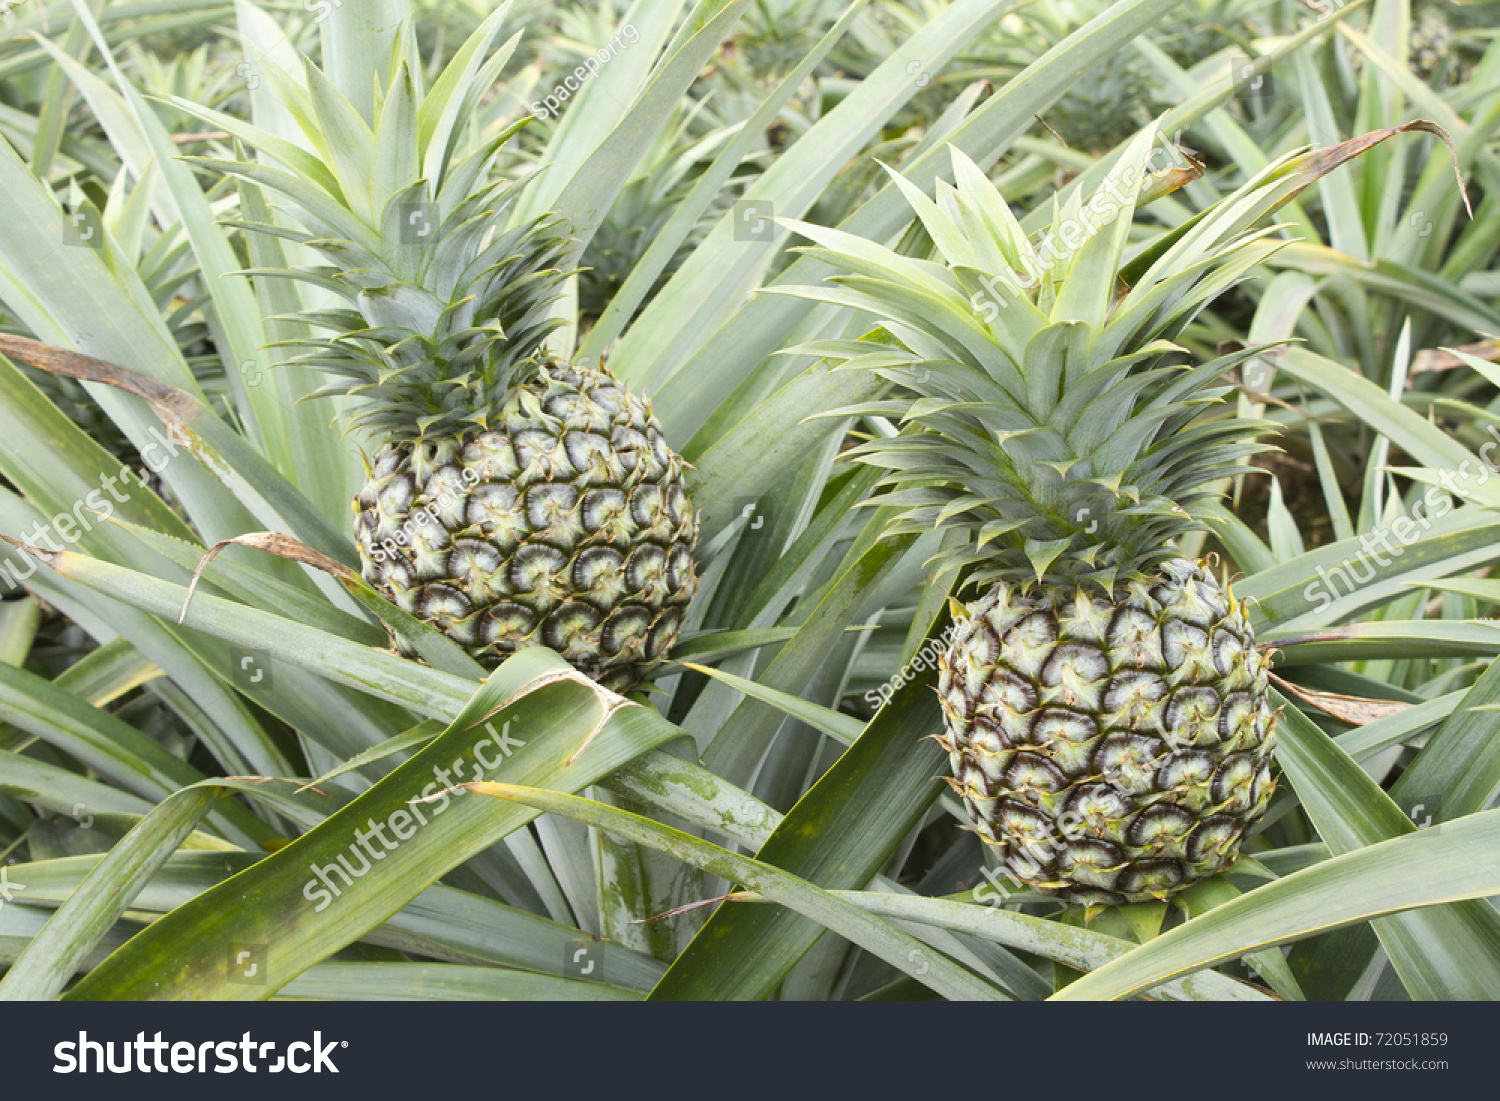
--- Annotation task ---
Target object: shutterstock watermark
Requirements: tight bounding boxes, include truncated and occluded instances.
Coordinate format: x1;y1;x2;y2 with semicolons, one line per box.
1232;54;1277;103
303;0;341;22
970;811;1090;909
300;718;526;913
531;24;641;120
1304;0;1351;18
0;425;181;593
54;1032;344;1074
968;131;1198;320
733;199;776;243
1302;451;1496;613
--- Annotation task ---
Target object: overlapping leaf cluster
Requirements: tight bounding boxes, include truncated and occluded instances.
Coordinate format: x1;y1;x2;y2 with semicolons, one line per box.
0;0;1492;1006
174;17;571;440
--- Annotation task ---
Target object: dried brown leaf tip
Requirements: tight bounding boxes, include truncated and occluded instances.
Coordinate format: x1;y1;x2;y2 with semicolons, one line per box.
180;532;361;623
1271;674;1412;726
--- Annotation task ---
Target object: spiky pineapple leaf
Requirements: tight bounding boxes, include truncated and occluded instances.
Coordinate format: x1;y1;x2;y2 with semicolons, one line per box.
5;848;667;991
0;786;219;1001
1055;806;1500;1000
280;962;642;1001
0;334;359;568
63;649;675;999
647;0;1203;445
614;0;1027;405
465;782;1007;1000
49;3;310;500
822;891;1271;1001
581;0;876;359
650;607;951;1000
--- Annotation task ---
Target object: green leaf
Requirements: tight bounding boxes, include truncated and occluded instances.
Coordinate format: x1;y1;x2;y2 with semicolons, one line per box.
278;962;642;1001
818;891;1269;1001
318;0;410;124
550;0;755;261
0;660;270;848
467;783;1007;1001
1389;656;1500;824
56;2;310;502
0;786;218;1001
1270;621;1500;665
0;749;154;819
679;661;865;744
1053;808;1500;1000
415;6;515;185
581;0;874;359
1269;696;1500;999
65;650;677;999
648;0;1197;445
1275;348;1500;508
1242;509;1500;631
686;362;884;543
650;609;952;1000
9;849;668;991
700;518;919;785
1175;878;1304;1000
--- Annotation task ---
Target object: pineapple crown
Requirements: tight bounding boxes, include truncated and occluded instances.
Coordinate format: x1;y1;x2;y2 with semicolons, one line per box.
777;125;1431;593
171;5;571;443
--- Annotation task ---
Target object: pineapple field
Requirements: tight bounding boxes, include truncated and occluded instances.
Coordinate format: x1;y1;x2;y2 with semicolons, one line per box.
0;0;1495;1023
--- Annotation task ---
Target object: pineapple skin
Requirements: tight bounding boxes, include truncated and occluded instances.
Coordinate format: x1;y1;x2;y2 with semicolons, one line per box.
354;361;699;691
937;559;1276;905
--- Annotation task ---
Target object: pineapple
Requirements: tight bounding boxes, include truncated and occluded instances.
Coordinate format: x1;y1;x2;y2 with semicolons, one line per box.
779;130;1306;905
1350;3;1477;85
176;18;698;689
1036;63;1156;156
1408;7;1456;80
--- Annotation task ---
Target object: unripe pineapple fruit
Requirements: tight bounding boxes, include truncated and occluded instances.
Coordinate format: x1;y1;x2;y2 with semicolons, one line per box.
355;361;697;689
1408;8;1455;80
179;14;699;688
937;561;1274;905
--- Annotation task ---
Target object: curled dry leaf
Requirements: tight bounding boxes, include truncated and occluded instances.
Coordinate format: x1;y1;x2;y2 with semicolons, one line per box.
1411;340;1500;375
1278;120;1472;219
0;332;196;425
1271;673;1412;726
1138;153;1206;206
180;532;360;623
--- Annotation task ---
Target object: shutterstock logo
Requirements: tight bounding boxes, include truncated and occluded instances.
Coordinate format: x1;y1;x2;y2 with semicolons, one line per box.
55;1032;345;1074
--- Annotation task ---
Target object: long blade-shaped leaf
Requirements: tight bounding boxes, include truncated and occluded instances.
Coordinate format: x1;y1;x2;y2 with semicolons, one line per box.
1054;808;1500;1000
467;783;1006;1001
65;650;675;999
0;786;218;1001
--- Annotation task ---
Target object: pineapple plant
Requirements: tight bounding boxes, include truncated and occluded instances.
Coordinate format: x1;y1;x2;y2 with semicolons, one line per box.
0;0;1493;1008
782;131;1311;904
174;33;699;690
987;3;1155;153
1349;1;1480;85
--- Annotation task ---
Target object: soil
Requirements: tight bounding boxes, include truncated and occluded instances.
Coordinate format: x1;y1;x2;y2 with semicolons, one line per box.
1236;449;1343;552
